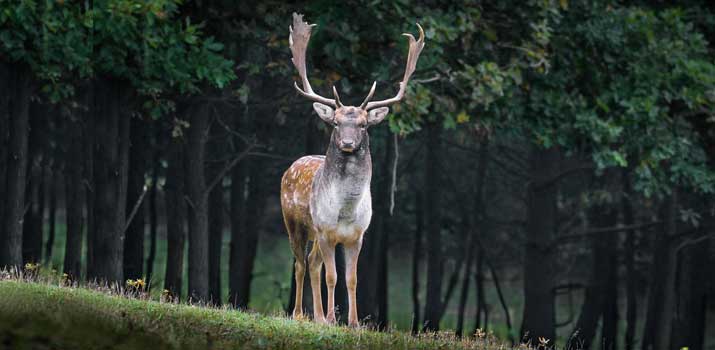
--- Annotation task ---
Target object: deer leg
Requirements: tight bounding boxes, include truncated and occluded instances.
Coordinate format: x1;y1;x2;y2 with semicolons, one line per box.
344;238;363;327
318;238;337;324
290;231;306;319
308;240;325;323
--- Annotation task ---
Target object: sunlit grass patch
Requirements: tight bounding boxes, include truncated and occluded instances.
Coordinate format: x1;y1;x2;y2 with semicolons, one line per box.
0;274;520;350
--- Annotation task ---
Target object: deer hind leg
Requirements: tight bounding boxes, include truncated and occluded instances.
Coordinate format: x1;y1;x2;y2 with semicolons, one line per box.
307;239;325;323
317;238;338;324
286;220;307;319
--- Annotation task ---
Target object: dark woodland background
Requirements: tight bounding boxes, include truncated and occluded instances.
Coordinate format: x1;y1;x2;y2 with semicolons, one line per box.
1;1;714;350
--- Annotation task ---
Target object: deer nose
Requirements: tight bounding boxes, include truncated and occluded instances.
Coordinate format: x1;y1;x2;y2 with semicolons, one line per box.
340;139;355;152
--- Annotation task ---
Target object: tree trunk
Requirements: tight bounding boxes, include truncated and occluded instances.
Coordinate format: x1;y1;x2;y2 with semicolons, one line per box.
89;80;129;284
185;103;210;301
641;225;668;350
622;169;637;350
145;139;160;286
455;237;475;337
164;133;187;297
0;66;31;269
23;112;45;265
0;64;8;248
375;133;395;329
411;191;423;334
208;182;224;305
208;126;226;305
652;192;678;350
671;237;708;350
473;248;486;334
64;117;85;280
422;120;443;331
520;145;558;344
84;88;96;279
124;116;146;280
601;231;619;350
45;163;58;264
232;158;265;308
569;189;618;350
228;128;247;308
489;261;515;344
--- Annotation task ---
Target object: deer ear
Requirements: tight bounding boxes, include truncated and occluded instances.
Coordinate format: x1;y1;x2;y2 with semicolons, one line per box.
313;103;335;123
367;107;389;125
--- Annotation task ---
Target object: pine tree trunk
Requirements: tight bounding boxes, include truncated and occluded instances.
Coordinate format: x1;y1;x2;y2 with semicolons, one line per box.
601;231;619;350
84;88;96;279
0;64;8;246
670;236;708;350
64;117;85;280
455;237;475;337
208;184;224;305
232;159;265;308
422;120;443;331
228;133;247;308
208;127;226;305
520;145;558;344
375;133;395;329
45;163;58;264
124;117;146;280
473;248;485;334
185;104;210;301
622;169;637;350
23;110;45;265
653;192;678;350
145;144;160;285
410;191;423;334
164;133;187;297
88;80;129;284
0;66;31;269
569;199;618;349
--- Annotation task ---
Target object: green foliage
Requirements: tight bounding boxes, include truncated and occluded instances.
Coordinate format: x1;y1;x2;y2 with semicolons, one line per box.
517;4;715;195
0;0;90;100
0;0;235;116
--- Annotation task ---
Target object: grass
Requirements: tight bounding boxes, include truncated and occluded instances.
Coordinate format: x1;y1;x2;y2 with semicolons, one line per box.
39;220;523;337
0;278;515;350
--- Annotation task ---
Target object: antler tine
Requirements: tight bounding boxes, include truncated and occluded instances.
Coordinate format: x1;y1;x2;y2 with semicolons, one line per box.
290;13;337;107
365;23;426;110
359;81;377;109
332;86;344;107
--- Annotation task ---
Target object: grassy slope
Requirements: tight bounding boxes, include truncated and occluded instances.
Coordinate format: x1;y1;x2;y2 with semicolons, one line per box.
0;280;508;350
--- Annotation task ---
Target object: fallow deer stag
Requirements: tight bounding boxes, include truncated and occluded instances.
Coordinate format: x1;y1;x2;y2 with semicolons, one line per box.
281;13;425;327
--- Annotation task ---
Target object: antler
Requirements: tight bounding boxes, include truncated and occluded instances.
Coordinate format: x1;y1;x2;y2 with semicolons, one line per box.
290;13;337;107
364;24;426;110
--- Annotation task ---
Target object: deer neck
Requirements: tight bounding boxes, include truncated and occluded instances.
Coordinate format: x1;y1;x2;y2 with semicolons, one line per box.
313;134;372;222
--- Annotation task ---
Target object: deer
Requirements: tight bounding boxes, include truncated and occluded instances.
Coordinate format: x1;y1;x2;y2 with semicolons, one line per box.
280;12;425;327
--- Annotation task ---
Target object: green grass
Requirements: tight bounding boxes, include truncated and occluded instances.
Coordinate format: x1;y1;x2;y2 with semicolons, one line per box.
0;279;512;350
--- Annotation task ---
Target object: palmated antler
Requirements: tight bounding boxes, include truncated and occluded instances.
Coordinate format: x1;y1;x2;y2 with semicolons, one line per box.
290;13;337;107
363;24;426;110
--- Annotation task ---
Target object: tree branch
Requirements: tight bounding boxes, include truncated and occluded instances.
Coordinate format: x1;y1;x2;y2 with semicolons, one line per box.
122;183;150;235
204;146;255;195
558;221;661;244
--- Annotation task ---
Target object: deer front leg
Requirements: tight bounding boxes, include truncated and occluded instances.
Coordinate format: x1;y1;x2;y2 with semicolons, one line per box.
318;238;338;324
343;239;363;327
307;241;325;323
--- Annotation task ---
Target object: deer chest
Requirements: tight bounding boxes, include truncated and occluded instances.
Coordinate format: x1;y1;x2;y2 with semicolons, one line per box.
310;180;372;243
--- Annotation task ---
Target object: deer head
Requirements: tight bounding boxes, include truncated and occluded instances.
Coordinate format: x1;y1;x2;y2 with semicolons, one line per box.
289;13;425;153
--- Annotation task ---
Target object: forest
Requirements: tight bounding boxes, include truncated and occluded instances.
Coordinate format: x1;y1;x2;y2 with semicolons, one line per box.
0;1;714;350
